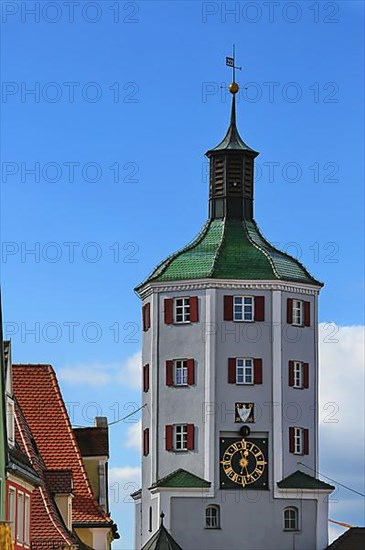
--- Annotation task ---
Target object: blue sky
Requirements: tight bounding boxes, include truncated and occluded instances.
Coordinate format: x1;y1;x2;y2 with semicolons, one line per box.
1;1;364;548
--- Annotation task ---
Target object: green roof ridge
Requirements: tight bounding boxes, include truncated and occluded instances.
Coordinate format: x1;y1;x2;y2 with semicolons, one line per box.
150;468;211;489
246;220;321;285
277;470;334;490
135;217;322;291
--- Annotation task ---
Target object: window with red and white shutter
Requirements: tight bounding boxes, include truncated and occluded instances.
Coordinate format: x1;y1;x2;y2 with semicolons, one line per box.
287;298;311;327
288;361;309;389
228;358;263;385
164;296;199;324
165;424;195;451
289;427;309;455
165;359;195;386
224;295;265;322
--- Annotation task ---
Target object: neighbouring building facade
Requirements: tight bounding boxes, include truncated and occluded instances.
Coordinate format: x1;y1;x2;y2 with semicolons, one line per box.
0;311;119;549
12;363;118;549
133;75;334;549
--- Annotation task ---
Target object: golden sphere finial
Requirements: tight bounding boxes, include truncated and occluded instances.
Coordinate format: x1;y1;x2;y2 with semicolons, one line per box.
229;82;239;94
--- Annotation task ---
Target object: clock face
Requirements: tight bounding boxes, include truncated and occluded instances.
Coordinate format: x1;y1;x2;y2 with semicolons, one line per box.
220;437;268;489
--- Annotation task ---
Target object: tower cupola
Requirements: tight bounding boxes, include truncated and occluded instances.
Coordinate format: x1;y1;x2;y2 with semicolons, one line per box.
206;67;258;221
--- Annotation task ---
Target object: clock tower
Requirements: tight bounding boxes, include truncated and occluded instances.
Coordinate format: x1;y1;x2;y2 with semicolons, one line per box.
132;58;334;550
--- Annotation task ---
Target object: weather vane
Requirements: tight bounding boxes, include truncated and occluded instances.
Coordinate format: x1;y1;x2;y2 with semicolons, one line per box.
226;44;242;94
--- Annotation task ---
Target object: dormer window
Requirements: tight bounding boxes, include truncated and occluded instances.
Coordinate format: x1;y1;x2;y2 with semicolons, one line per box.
6;397;15;446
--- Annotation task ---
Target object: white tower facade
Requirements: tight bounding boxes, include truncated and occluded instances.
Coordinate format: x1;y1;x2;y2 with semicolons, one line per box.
133;80;333;550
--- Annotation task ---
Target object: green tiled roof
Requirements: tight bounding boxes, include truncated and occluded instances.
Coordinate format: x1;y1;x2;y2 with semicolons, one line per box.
142;522;183;550
277;470;334;490
136;218;322;291
150;468;211;489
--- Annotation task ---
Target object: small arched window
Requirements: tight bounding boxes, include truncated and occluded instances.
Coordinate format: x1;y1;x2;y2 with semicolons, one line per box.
283;507;299;531
205;505;220;529
149;506;152;532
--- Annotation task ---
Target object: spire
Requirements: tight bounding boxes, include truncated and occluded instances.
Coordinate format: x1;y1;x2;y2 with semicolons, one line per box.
230;92;236;126
206;47;257;155
205;49;259;221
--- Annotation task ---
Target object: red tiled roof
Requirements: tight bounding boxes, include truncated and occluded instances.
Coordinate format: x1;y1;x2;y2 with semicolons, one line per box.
13;364;112;526
45;469;73;495
14;398;77;545
74;427;109;458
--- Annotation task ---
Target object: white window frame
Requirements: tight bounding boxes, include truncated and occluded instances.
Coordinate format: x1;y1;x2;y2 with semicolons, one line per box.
233;296;254;322
236;358;253;385
24;494;30;547
174;424;188;451
174;359;188;386
292;300;303;326
6;397;15;446
9;487;16;539
174;297;190;324
293;361;303;389
205;505;220;529
17;491;24;544
294;427;304;455
283;507;299;531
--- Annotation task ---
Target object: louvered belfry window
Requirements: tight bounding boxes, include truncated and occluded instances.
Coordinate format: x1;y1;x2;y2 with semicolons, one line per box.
227;156;242;194
213;156;225;196
243;157;253;197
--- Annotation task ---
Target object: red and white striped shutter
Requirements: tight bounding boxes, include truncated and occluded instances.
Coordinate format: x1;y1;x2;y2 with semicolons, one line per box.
164;298;173;324
303;363;309;388
254;297;265;322
287;298;293;324
187;359;195;385
304;301;310;327
224;295;234;321
288;361;294;387
228;358;236;383
186;424;195;450
289;427;295;453
254;359;263;384
165;425;173;451
189;297;199;323
166;361;174;386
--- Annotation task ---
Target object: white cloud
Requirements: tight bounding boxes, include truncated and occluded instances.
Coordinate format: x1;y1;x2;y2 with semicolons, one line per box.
58;363;115;385
319;324;365;447
58;351;141;389
319;324;365;542
117;351;142;390
125;420;142;452
109;466;141;484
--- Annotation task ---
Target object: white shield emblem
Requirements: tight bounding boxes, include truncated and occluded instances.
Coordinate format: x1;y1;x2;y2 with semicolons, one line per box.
237;405;251;422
